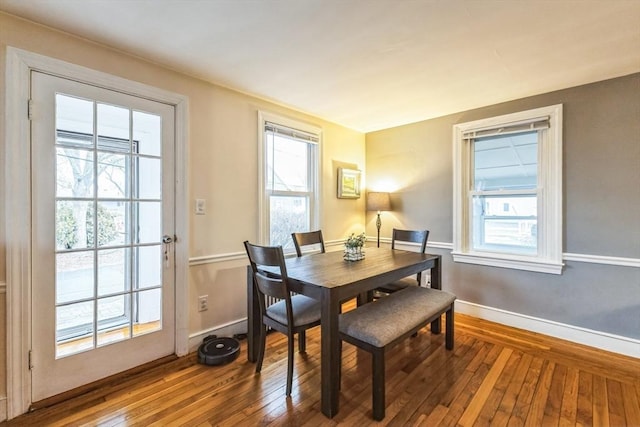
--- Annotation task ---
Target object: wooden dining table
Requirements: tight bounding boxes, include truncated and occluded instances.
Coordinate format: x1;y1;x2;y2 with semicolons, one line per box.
246;246;442;418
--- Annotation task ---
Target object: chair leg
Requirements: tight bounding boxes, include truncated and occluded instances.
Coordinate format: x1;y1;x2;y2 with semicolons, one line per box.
286;333;294;396
372;349;385;421
445;306;454;350
256;324;267;373
298;330;306;353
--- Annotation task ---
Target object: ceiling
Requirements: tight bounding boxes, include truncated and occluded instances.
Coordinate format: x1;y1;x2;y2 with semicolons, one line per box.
1;0;639;132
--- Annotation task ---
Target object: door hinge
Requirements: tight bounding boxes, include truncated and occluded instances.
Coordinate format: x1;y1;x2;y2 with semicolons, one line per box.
28;350;34;370
27;99;34;120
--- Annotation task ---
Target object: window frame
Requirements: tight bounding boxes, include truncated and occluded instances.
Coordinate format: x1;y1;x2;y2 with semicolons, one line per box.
452;104;564;274
257;111;322;250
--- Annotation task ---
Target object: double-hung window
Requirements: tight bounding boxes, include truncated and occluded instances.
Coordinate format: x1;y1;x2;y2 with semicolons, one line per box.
258;112;321;253
452;104;563;274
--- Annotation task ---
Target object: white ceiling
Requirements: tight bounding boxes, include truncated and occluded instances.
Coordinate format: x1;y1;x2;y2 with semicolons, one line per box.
1;0;639;132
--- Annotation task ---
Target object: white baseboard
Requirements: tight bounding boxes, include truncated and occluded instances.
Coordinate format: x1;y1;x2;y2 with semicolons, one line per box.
188;318;247;352
456;300;640;358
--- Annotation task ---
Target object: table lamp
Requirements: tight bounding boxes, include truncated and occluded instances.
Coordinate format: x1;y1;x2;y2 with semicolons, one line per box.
367;192;391;247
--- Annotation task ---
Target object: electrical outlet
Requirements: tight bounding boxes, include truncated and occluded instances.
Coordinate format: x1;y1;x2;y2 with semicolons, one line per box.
198;295;208;312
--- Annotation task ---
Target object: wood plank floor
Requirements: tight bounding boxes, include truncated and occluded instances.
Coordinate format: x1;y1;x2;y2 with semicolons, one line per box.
4;312;640;426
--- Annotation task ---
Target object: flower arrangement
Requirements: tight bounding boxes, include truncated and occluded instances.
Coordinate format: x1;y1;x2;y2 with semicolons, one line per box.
344;232;366;261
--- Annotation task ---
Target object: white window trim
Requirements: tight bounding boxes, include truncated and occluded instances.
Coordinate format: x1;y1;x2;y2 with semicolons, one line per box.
452;104;564;274
257;111;322;246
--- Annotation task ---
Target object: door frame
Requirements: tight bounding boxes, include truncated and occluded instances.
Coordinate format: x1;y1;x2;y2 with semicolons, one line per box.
4;47;190;419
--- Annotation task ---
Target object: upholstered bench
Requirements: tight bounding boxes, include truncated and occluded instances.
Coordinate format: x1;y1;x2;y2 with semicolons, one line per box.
339;286;456;420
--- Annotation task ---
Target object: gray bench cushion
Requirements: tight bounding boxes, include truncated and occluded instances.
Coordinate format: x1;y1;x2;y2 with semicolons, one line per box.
340;286;456;347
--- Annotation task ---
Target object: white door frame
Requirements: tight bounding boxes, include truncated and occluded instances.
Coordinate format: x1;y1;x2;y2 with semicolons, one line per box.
4;47;190;419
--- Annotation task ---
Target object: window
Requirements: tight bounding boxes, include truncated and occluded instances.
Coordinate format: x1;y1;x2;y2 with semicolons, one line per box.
452;105;563;274
258;112;321;252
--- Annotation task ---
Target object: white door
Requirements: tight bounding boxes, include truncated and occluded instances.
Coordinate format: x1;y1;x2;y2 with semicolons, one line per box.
30;71;176;402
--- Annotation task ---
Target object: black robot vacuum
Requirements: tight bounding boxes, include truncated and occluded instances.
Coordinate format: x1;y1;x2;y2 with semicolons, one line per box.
198;335;240;366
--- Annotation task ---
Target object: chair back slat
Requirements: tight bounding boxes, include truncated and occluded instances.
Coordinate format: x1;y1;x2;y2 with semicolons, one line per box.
291;230;325;257
254;271;289;300
391;229;429;253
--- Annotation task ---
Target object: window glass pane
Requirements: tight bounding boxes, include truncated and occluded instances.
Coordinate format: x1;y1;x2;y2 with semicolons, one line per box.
56;94;94;148
56;147;94;198
473;131;537;191
133;111;161;156
56;251;95;304
270;195;309;248
135;201;161;244
56;200;92;250
472;195;537;254
97;294;131;346
136;245;162;289
95;201;130;247
266;133;309;192
98;248;131;296
97;152;129;198
133;288;162;337
134;157;161;199
56;301;94;357
97;103;130;152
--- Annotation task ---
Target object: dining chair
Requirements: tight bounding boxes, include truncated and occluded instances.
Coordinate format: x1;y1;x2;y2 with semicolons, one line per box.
291;230;325;257
375;228;430;295
243;241;321;396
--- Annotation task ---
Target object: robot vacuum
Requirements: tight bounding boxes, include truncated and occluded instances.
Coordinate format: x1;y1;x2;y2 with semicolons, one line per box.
197;335;240;366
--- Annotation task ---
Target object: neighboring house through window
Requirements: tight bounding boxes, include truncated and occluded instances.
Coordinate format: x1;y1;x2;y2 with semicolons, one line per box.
258;111;321;252
452;104;563;274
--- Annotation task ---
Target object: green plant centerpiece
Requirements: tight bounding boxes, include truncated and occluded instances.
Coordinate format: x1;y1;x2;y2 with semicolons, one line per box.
344;232;366;261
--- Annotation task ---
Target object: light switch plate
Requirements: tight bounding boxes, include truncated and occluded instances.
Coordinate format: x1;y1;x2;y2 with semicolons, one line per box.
195;199;206;215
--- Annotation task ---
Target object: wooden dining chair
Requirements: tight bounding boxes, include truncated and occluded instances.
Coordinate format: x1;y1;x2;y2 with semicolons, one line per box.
291;230;325;257
243;241;321;396
375;229;430;295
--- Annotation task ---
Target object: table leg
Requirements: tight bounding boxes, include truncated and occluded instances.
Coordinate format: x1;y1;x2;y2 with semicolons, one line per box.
430;256;442;334
246;265;260;362
320;289;341;418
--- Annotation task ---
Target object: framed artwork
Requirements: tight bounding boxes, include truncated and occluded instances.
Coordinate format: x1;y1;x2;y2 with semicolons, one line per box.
337;167;361;199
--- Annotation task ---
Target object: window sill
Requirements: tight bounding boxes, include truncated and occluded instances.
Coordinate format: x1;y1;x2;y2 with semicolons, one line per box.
452;251;564;274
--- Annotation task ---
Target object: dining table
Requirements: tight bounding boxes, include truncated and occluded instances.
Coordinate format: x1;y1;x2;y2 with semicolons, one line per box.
246;246;442;418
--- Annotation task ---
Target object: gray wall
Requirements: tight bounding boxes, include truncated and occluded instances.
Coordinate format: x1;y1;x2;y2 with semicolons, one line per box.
366;73;640;339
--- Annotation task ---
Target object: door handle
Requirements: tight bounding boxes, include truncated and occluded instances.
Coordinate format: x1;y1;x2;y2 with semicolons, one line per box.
162;235;173;244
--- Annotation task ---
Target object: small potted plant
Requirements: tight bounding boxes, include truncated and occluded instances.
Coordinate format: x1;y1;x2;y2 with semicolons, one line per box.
344;232;366;261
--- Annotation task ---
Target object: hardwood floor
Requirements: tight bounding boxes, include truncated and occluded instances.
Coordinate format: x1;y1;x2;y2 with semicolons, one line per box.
4;313;640;426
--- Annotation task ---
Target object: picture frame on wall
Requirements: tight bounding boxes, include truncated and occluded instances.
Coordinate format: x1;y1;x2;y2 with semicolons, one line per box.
337;167;361;199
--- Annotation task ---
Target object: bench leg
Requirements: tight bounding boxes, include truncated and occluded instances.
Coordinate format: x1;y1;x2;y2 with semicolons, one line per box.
445;305;454;350
372;348;385;421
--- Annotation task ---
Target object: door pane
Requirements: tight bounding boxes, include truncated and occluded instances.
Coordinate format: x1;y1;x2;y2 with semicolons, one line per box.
56;147;94;198
136;201;161;244
56;301;94;357
133;111;162;156
96;201;130;247
136;245;162;289
97;103;130;151
135;157;161;199
97;294;131;347
56;200;92;250
133;288;161;337
98;248;131;296
56;95;94;148
56;251;94;304
97;153;129;198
